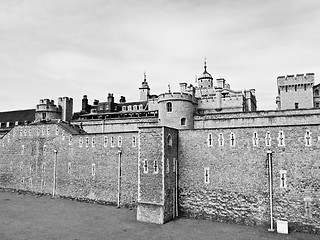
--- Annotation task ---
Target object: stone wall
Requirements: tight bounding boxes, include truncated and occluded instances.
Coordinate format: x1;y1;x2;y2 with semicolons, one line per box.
178;125;320;233
0;123;138;207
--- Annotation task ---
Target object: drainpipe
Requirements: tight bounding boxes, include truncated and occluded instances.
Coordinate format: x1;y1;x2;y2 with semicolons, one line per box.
175;158;178;217
267;150;274;232
53;149;58;198
117;149;122;208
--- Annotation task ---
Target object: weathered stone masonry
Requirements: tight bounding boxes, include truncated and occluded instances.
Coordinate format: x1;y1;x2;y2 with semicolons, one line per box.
0;123;138;207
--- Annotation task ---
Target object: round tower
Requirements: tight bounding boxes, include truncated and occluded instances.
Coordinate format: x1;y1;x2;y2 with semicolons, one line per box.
158;92;196;129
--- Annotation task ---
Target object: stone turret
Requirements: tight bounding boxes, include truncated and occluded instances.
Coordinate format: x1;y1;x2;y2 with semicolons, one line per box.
276;73;315;110
139;72;150;102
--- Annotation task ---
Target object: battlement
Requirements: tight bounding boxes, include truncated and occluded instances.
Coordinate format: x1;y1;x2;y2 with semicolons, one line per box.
36;99;60;112
277;73;314;86
157;92;196;103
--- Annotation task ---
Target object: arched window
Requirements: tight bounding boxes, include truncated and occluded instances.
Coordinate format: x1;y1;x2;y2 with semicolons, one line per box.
181;118;186;126
167;134;172;147
166;102;172;112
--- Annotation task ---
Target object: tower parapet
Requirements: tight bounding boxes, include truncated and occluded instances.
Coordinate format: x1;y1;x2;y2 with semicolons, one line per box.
276;73;315;110
158;92;196;129
35;99;62;121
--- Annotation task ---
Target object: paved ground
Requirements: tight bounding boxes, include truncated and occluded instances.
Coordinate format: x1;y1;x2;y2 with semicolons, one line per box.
0;191;319;240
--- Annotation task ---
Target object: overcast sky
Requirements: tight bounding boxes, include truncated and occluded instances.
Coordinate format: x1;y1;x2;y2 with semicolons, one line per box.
0;0;319;112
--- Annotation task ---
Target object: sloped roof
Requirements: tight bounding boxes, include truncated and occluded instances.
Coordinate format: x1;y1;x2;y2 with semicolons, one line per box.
0;109;35;123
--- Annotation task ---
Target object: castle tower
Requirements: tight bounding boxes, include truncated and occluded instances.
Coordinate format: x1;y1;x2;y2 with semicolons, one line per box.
139;72;150;102
58;97;73;122
137;126;178;224
35;99;62;121
158;92;196;130
276;73;314;110
198;60;213;89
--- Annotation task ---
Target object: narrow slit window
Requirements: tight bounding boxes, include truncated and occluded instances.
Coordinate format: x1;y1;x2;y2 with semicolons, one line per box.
265;131;271;146
79;137;83;147
166;102;172;112
204;167;210;184
143;159;148;173
278;131;285;146
92;163;96;176
132;136;136;147
56;127;59;135
118;136;122;147
154;160;158;174
92;137;95;147
207;133;213;147
218;133;224;146
304;198;312;218
230;132;236;147
86;137;89;147
166;158;170;173
279;170;287;188
104;136;108;147
111;137;115;148
252;132;258;146
173;158;176;173
305;130;312;146
47;127;50;135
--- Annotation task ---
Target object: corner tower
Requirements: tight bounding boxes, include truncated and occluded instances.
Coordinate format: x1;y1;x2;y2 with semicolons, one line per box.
276;73;314;110
158;92;196;130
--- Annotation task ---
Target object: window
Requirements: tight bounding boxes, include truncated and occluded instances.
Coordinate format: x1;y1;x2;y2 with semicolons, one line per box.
315;102;320;108
132;136;136;147
122;106;127;111
104;136;108;147
92;163;96;176
304;84;307;91
42;127;45;135
68;162;71;174
143;159;148;173
42;112;46;120
252;132;258;147
304;197;312;218
154;160;158;174
47;127;50;135
167;134;172;147
204;167;210;184
295;102;299;109
118;136;122;147
278;131;285;146
218;133;224;146
43;145;46;153
79;137;83;147
128;105;132;111
133;105;137;111
92;137;95;147
111;137;115;147
21;145;25;155
305;130;312;146
279;170;287;188
29;128;31;136
86;137;89;147
166;102;172;112
173;158;176;173
285;86;288;92
20;129;23;136
315;89;319;96
166;158;169;173
207;133;213;147
20;162;23;171
230;132;236;147
56;127;59;135
24;128;27;137
29;178;32;187
181;118;186;126
265;131;271;146
295;85;297;91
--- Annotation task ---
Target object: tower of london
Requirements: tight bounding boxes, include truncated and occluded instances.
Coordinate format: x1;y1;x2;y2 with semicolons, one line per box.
1;62;320;234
